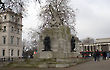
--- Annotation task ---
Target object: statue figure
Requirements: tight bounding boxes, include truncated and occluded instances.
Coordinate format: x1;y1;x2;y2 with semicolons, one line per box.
71;36;75;52
43;36;51;51
49;4;63;27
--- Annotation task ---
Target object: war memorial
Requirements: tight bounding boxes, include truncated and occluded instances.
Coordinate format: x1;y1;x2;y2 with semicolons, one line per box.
33;0;80;67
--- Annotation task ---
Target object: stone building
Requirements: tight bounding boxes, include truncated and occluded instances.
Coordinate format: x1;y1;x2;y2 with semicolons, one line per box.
0;8;23;60
96;38;110;51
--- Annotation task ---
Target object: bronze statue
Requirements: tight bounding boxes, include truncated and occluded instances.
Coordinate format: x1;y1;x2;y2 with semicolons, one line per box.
43;36;51;51
71;36;75;52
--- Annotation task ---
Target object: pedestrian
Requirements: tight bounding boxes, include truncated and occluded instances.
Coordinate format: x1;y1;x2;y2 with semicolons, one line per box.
93;51;97;61
107;52;109;60
96;50;100;61
93;50;100;61
102;51;107;60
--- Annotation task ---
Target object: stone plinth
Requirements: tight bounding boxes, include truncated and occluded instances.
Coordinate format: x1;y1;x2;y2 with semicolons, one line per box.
39;51;53;59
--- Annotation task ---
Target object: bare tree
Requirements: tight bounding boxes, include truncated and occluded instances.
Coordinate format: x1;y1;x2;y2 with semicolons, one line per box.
82;37;94;44
28;0;76;40
39;0;76;34
0;0;29;16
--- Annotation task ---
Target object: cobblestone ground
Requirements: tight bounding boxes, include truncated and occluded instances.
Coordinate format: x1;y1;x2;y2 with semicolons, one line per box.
1;60;110;70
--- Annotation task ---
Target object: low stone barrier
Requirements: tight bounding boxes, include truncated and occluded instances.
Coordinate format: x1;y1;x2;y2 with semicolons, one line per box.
0;57;93;68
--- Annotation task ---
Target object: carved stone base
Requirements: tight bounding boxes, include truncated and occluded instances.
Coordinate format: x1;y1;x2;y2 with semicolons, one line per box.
38;51;53;59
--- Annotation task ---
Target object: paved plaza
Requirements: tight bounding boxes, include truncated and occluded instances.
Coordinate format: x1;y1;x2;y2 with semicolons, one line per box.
1;60;110;70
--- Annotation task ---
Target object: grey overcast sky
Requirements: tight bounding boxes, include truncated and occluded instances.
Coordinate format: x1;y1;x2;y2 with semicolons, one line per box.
23;0;110;39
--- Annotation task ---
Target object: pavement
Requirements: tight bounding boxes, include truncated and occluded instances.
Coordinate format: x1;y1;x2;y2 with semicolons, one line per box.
1;59;110;70
70;60;110;70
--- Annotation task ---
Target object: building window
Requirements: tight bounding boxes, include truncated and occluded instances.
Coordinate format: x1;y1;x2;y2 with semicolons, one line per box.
11;26;14;32
17;50;19;56
11;36;14;44
17;29;19;34
4;15;6;19
2;50;5;56
3;26;6;32
2;36;6;44
17;37;20;45
11;49;13;56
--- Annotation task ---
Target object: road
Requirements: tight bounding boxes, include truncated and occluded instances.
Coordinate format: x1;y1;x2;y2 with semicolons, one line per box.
1;60;110;70
70;60;110;70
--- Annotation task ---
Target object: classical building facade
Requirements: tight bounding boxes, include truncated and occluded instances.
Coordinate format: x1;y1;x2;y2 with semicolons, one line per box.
0;8;23;60
79;38;110;55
